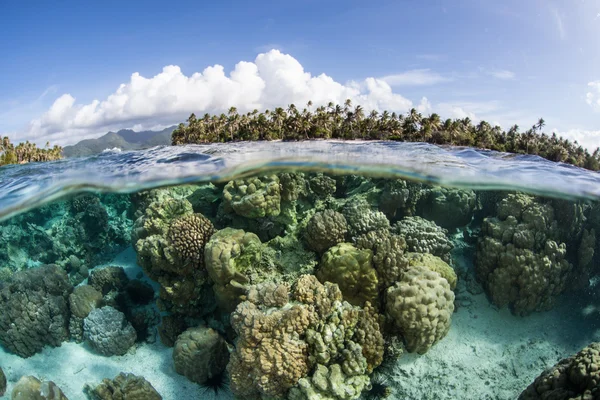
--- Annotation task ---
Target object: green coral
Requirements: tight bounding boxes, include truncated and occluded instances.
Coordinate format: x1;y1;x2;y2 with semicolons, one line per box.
379;179;423;219
304;210;348;254
133;192;214;315
385;265;455;354
309;173;337;199
475;193;572;316
393;216;453;263
223;175;281;218
342;197;390;236
420;186;477;229
204;228;317;311
317;243;379;307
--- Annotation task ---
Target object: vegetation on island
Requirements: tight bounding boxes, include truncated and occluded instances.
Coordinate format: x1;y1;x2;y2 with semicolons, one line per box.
0;136;62;166
172;100;600;171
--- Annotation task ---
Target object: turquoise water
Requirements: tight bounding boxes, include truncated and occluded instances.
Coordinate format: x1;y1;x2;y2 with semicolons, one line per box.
0;141;599;399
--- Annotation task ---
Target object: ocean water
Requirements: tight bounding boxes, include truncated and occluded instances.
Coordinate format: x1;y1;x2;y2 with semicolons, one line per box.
0;141;599;400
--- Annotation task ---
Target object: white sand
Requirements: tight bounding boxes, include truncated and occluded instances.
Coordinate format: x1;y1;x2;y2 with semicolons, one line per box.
384;249;600;399
1;247;599;399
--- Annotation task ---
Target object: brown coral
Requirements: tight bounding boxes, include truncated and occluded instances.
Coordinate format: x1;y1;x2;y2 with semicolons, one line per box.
519;342;600;399
168;213;214;270
173;327;230;385
385;265;455;354
85;372;162;400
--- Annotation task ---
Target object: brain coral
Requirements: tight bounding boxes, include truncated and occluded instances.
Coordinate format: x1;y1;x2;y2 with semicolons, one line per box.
393;216;454;263
173;326;230;384
85;372;162;400
133;192;215;315
304;210;349;254
385;265;455;354
84;306;137;356
519;342;600;399
475;193;572;315
223;175;281;218
0;265;72;358
317;243;379;307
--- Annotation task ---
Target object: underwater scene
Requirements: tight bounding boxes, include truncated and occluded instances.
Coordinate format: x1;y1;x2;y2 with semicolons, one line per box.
1;142;600;400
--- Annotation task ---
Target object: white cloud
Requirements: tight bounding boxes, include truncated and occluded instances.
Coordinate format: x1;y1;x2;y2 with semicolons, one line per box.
551;7;566;39
380;69;450;86
20;50;415;145
556;129;600;150
489;69;515;80
586;80;600;111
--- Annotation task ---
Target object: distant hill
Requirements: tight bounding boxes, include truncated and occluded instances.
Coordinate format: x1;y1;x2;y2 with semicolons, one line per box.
62;126;175;158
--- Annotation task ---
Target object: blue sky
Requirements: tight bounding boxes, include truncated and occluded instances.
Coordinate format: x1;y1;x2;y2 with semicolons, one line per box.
1;0;599;148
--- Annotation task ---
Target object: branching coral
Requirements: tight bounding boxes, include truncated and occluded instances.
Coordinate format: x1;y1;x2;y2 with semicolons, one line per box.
0;265;72;357
519;342;600;399
385;265;455;354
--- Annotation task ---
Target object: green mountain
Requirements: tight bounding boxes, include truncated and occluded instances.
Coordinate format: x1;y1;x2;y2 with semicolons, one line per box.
62;126;175;158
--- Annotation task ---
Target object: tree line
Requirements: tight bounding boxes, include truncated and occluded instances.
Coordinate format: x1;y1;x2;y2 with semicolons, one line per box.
0;136;63;166
172;100;600;171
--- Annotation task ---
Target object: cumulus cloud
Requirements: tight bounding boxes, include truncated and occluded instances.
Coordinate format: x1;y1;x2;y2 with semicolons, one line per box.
380;69;450;86
20;50;414;145
586;80;600;111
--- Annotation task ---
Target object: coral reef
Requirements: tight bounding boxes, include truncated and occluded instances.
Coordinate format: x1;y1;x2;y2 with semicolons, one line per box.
173;326;230;384
0;265;72;357
379;179;422;219
223;175;281;218
304;210;348;254
84;372;162;400
317;243;379;307
308;173;337;199
519;342;600;399
133;191;215;315
393;216;454;263
69;285;103;342
0;366;5;397
356;230;410;288
84;306;137;356
88;266;128;296
475;193;571;315
342;197;390;236
226;277;384;400
11;376;67;400
385;265;455;354
419;187;477;229
406;252;457;290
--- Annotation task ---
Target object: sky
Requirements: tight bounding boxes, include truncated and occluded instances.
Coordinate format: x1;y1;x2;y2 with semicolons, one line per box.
1;0;600;149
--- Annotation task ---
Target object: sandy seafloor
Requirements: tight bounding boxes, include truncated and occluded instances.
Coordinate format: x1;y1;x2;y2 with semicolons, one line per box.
1;245;600;400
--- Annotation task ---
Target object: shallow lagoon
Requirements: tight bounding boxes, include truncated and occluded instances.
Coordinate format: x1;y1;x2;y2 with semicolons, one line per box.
0;142;599;399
